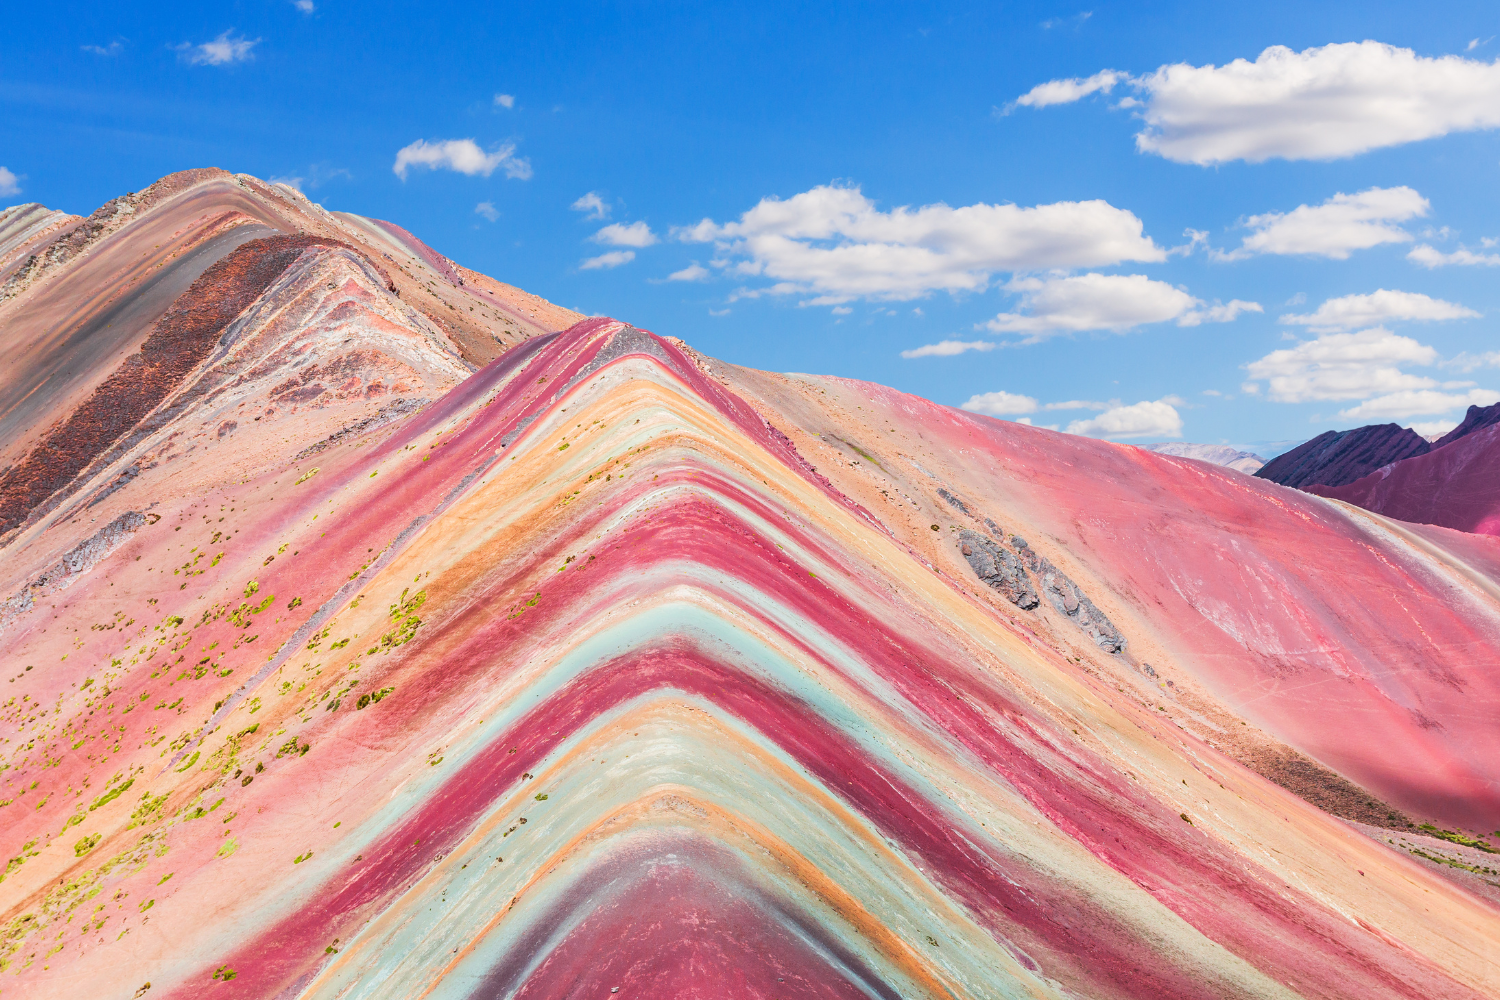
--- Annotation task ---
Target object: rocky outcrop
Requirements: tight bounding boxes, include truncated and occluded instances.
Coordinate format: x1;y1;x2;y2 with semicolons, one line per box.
958;528;1039;608
1012;536;1127;652
0;510;153;634
957;528;1126;651
1254;424;1430;489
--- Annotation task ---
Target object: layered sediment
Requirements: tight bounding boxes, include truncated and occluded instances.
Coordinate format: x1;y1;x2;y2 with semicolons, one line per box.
0;174;1498;1000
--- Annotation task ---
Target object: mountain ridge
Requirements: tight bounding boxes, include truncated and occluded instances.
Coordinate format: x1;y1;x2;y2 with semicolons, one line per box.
1;172;1497;1000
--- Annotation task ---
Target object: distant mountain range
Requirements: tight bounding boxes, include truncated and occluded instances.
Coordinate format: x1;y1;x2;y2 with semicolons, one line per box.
1255;402;1500;536
1138;442;1265;474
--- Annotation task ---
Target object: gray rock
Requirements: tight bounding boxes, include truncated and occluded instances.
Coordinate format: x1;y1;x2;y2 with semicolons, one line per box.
958;529;1039;609
937;488;970;515
1007;536;1126;652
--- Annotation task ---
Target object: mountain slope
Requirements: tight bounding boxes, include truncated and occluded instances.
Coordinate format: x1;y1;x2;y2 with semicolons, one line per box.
1;175;1498;1000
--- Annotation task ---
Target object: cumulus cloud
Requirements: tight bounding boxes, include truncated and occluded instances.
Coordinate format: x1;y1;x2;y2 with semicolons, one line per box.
494;93;515;109
1221;186;1428;259
1243;328;1440;402
393;139;532;181
1066;399;1183;439
0;167;21;198
1279;289;1479;331
1336;387;1500;421
571;192;609;220
674;184;1164;304
667;263;709;281
959;390;1039;416
82;40;124;56
1014;41;1500;164
592;221;658;247
984;273;1259;337
474;201;499;222
900;340;996;358
293;0;315;12
580;250;636;270
1407;244;1500;267
176;30;259;66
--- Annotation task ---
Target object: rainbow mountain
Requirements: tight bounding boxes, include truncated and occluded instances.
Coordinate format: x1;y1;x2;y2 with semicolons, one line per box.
1;171;1498;1000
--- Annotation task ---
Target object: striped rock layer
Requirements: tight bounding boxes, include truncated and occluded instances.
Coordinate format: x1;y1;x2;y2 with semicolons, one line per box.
1;174;1499;1000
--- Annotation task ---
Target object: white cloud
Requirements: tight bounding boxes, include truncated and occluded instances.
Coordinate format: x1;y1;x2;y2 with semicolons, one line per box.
984;273;1259;337
579;250;636;270
494;93;515;109
393;139;532;181
475;201;499;222
82;41;123;56
176;30;259;66
960;390;1039;416
571;192;609;220
1222;186;1428;259
1280;289;1479;331
269;175;304;192
1011;70;1123;109
1407;244;1500;267
1066;399;1183;438
0;167;21;197
293;0;315;12
667;263;709;282
593;221;658;247
1040;11;1093;30
1243;328;1440;402
1445;350;1500;372
1337;388;1500;421
674;183;1164;304
900;340;996;358
1410;418;1459;436
1015;41;1500;164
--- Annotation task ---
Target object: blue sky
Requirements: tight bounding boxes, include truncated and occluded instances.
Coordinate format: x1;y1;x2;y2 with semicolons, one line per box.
5;2;1500;452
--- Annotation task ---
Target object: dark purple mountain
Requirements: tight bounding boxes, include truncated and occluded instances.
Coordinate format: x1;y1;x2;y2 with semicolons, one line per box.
1254;424;1431;490
1433;402;1500;450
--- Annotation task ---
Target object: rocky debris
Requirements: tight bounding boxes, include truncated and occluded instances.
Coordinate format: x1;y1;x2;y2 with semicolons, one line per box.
937;488;970;515
1011;536;1127;653
1255;424;1430;490
1433;402;1500;450
294;397;430;461
0;510;151;635
958;529;1039;609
